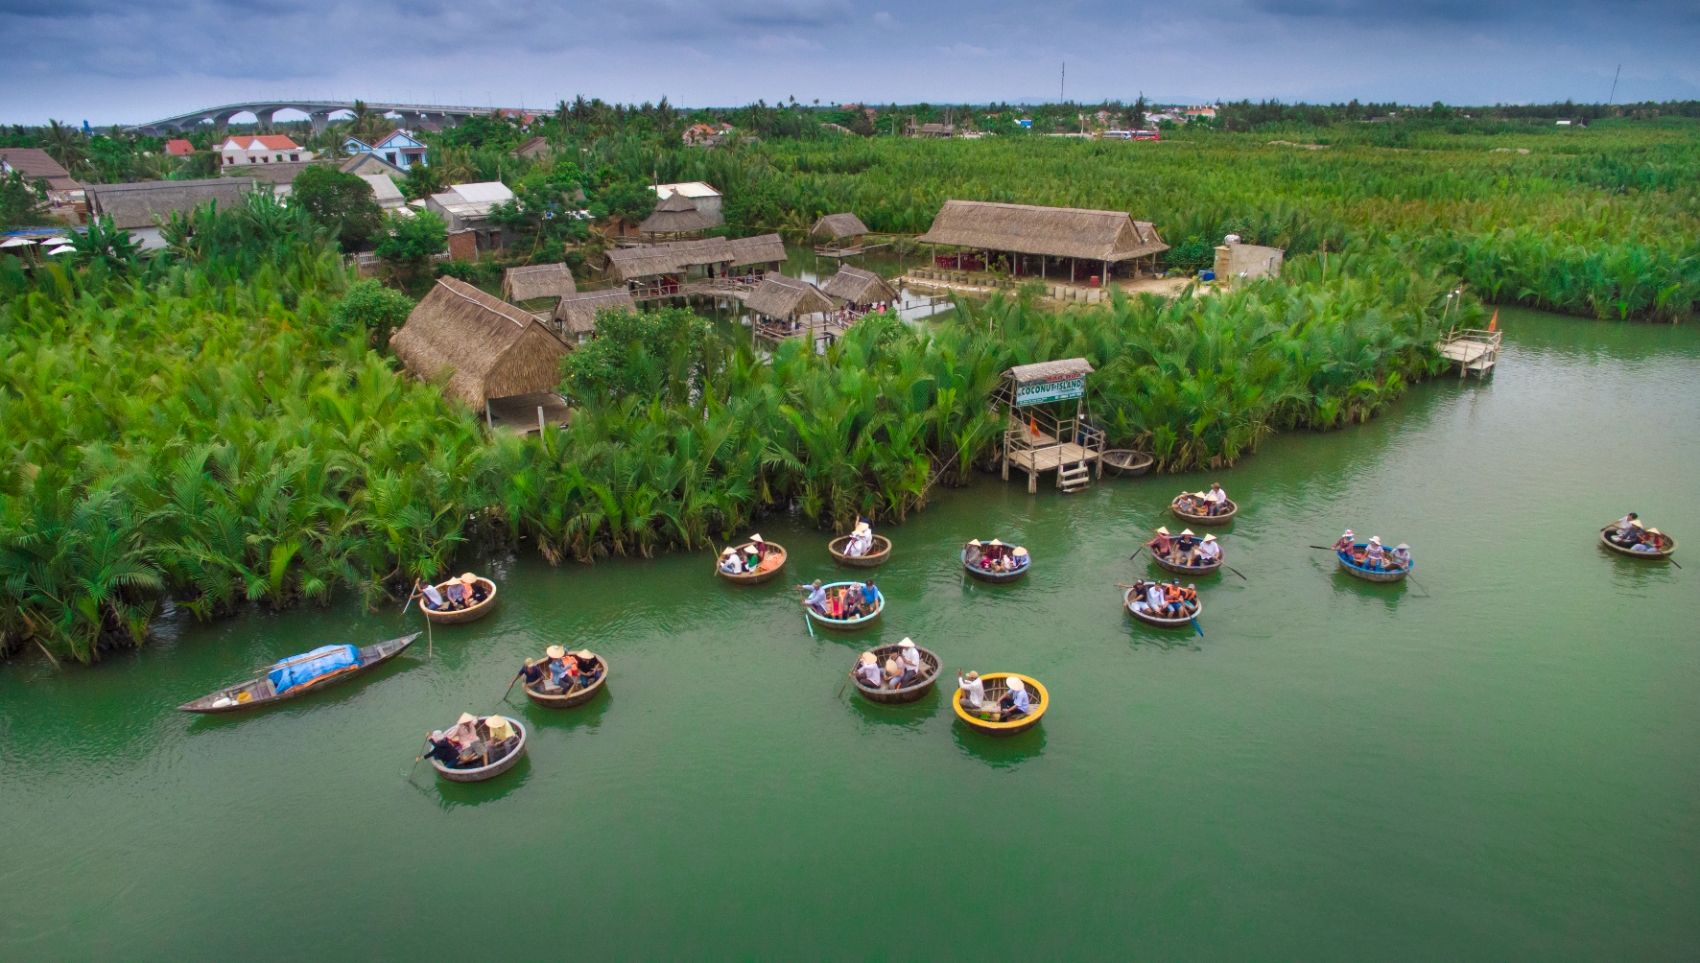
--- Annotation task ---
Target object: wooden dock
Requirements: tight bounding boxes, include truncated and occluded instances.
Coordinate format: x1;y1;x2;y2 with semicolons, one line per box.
1436;328;1502;378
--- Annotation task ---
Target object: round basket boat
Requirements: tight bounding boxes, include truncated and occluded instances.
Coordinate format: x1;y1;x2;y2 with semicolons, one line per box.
1101;449;1155;477
961;545;1030;583
1336;547;1411;583
1599;527;1677;561
431;717;527;783
850;643;941;705
1123;586;1202;628
1170;497;1237;526
803;581;884;631
1150;551;1222;576
716;541;788;585
422;577;498;625
522;656;609;709
953;673;1048;736
828;534;891;568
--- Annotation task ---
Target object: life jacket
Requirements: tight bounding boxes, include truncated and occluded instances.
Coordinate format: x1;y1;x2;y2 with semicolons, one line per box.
1181;586;1198;602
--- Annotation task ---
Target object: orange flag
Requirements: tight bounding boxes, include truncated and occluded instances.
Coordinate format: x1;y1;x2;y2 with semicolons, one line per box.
1487;310;1498;332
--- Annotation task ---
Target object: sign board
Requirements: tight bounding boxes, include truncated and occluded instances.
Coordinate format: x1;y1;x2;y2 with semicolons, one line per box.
1015;375;1086;406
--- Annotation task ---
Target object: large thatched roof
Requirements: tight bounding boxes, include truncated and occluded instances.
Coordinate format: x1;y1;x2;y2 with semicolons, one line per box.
86;179;255;229
811;213;868;238
0;148;81;191
639;192;723;234
822;265;898;304
745;275;834;320
503;262;577;303
606;237;735;280
917;200;1168;262
553;288;637;337
729;233;786;266
1007;358;1095;384
390;277;570;410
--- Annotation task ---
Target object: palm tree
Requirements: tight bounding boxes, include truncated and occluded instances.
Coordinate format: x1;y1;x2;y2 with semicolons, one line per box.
42;120;90;175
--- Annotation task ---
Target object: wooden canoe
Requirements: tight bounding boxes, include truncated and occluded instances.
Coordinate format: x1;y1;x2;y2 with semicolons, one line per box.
1336;547;1411;583
1599;527;1677;560
178;634;419;714
422;577;498;625
803;581;885;631
522;656;609;709
850;643;941;704
1170;496;1237;526
961;545;1030;583
431;717;528;783
828;533;892;568
1149;548;1222;576
1101;449;1155;477
1123;587;1201;628
953;673;1048;736
717;541;788;585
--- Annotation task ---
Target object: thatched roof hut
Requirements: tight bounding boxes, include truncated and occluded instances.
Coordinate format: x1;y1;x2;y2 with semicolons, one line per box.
502;262;577;303
822;265;898;304
390;277;570;410
917;200;1167;262
639;192;723;235
811;213;869;239
607;237;735;280
729;233;787;267
745;275;835;321
553;288;637;340
86;179;255;230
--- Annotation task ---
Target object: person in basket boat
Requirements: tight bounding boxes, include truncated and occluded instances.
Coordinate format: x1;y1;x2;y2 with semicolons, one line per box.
860;580;881;615
1145;580;1167;616
1148;527;1174;560
1333;529;1356;554
996;676;1034;721
855;652;883;688
799;579;828;615
1388;543;1412;569
1196;534;1222;565
842;582;865;617
1631;528;1665;553
461;573;489;604
1203;482;1230;516
1363;537;1388;570
517;658;545;689
895;638;923;686
571;650;602;688
442;577;469;610
719;547;745;574
1608;513;1641;545
957;670;986;712
539;645;573;693
1173;529;1200;565
964;539;984;566
882;657;905;690
979;539;1008;570
483;715;519;763
414;581;448;611
420;729;462;768
844;520;875;557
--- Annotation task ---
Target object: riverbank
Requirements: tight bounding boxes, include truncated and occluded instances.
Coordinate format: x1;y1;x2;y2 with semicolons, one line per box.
3;307;1695;960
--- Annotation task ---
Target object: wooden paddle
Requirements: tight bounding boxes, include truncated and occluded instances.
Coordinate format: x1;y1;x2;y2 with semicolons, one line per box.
1309;545;1335;551
1127;546;1145;562
837;671;852;699
407;737;432;785
499;670;523;705
401;579;420;615
1224;564;1248;581
1189;615;1204;637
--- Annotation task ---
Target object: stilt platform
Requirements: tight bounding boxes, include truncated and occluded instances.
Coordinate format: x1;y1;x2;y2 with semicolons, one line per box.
1437;328;1502;378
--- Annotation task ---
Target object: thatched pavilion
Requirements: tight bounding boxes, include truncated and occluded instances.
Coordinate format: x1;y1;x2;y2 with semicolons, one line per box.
390;277;571;431
639;192;723;239
917;200;1169;284
502;262;577;307
746;275;839;347
553;288;638;343
822;265;899;315
728;233;787;280
811;212;869;257
608;237;735;298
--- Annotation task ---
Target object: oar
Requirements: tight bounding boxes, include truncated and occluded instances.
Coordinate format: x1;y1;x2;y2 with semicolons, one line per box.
1668;557;1683;570
1224;564;1248;581
499;671;522;706
804;606;816;638
1189;615;1204;637
1309;545;1335;551
1128;546;1145;562
837;671;851;699
1405;573;1433;597
401;579;420;615
406;737;432;785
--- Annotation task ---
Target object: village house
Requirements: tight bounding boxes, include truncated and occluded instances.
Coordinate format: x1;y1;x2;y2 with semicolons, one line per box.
682;123;735;147
343;130;427;171
220;134;312;166
639;192;722;238
85;178;254;249
512;136;553;160
339;152;407;179
389;276;571;434
1213;236;1285;281
427;181;515;257
1184;105;1219;120
165;139;195;156
0;148;84;220
651;182;722;219
357;173;409;212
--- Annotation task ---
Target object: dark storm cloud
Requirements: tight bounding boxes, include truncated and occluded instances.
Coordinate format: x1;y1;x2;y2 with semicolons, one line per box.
0;0;1696;123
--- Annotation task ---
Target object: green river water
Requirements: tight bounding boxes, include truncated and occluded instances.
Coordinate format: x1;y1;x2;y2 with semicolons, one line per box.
2;309;1696;961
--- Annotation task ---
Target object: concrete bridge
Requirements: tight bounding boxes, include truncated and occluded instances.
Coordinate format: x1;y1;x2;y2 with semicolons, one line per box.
126;101;510;136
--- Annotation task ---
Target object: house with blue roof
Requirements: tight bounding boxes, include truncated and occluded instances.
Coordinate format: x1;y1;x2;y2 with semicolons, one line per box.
344;130;428;171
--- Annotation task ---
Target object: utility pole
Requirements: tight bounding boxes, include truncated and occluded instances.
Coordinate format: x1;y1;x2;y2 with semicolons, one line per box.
1608;64;1621;105
1060;62;1065;104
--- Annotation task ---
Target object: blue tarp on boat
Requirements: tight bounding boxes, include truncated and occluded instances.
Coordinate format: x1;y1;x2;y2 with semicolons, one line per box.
268;644;361;694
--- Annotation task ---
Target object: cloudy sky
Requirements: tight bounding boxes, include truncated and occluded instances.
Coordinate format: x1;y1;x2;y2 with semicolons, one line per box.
3;0;1697;125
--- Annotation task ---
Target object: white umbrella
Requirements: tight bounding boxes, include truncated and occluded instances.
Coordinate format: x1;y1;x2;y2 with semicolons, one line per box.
0;237;35;248
36;236;70;244
46;245;76;256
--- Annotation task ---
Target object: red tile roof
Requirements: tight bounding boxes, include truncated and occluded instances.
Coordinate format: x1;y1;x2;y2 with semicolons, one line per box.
222;134;300;151
166;139;194;155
